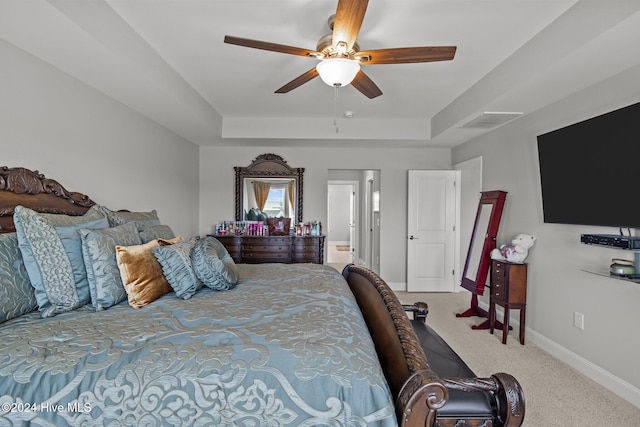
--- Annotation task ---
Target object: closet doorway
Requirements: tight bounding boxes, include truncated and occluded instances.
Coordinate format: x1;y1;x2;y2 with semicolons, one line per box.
327;170;380;273
327;181;357;269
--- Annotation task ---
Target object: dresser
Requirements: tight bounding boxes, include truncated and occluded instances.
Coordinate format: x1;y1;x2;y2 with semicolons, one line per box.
211;235;325;264
489;260;528;345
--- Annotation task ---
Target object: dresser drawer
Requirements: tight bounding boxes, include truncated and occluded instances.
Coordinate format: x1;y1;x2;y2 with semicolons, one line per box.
292;241;318;249
210;234;324;264
292;253;320;263
292;238;321;263
242;251;292;263
247;237;290;246
492;261;506;276
492;281;505;300
243;244;289;253
292;244;318;254
492;273;506;289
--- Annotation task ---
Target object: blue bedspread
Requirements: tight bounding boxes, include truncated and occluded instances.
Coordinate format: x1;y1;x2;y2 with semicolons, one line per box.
0;263;396;426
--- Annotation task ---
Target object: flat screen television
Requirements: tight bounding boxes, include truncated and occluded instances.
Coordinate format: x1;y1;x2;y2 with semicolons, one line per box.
537;101;640;228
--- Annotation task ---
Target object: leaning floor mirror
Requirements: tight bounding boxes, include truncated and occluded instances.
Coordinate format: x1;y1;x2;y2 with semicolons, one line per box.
457;190;507;328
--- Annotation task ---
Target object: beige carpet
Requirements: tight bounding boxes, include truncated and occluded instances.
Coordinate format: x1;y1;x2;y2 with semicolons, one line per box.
395;291;640;427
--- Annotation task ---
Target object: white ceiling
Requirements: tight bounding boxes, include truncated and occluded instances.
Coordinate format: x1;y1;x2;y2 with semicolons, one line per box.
2;0;640;148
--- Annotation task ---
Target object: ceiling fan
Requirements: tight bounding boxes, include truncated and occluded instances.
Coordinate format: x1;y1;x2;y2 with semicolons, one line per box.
224;0;456;99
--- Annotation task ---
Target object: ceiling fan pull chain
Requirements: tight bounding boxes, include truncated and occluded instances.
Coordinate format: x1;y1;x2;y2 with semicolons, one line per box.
334;85;340;134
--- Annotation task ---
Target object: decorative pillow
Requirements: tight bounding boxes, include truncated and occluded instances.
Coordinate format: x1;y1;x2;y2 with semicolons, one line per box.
191;236;239;291
116;236;182;308
0;233;37;323
153;242;202;299
80;222;142;311
13;205;109;317
138;224;175;244
95;205;161;227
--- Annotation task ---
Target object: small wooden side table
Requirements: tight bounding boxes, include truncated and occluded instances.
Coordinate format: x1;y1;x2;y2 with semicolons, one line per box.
489;260;527;345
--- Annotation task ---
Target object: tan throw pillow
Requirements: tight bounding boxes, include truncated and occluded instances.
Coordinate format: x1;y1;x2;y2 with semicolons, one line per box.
116;236;183;308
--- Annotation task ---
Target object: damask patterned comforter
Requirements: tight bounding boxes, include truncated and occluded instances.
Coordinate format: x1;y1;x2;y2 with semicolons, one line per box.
0;263;396;426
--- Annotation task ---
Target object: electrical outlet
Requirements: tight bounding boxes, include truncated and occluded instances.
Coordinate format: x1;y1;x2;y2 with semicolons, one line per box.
574;312;585;330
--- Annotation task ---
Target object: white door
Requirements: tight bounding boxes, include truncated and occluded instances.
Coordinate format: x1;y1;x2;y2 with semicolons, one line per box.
407;170;457;292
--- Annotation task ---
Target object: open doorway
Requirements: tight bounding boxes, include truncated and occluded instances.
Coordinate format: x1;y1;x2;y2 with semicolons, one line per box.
327;181;357;270
327;170;380;273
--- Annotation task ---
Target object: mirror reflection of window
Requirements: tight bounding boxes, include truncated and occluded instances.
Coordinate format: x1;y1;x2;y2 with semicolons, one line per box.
243;178;295;220
264;187;286;217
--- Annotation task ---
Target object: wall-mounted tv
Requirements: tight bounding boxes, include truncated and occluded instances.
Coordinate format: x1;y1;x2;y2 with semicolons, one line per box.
537;101;640;228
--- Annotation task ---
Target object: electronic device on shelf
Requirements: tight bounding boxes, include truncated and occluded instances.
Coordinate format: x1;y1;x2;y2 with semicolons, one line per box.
580;234;640;250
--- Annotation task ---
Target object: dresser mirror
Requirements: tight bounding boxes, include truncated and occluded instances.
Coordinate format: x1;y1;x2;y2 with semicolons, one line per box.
235;154;304;223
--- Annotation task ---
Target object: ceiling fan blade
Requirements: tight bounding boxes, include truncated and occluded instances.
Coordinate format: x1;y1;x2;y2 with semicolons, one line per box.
356;46;457;64
332;0;369;53
224;36;322;58
351;70;382;99
275;68;320;93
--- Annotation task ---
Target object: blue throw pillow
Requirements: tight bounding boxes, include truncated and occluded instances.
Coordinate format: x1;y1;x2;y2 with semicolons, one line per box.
138;224;175;244
191;236;239;291
95;205;161;227
80;222;142;310
13;205;109;317
153;242;202;299
0;232;37;323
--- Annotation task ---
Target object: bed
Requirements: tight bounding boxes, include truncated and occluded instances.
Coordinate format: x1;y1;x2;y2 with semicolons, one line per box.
0;166;524;426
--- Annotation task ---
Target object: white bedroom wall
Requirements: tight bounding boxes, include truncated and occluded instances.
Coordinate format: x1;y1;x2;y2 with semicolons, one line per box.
452;64;640;403
199;146;451;287
1;40;200;238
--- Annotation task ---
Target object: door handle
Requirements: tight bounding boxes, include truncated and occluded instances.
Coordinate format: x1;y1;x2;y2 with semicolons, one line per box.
409;236;420;240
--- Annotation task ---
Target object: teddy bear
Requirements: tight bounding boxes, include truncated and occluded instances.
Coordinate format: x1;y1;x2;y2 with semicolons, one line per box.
490;233;536;263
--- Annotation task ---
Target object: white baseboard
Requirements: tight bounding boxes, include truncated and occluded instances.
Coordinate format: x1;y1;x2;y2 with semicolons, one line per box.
528;328;640;408
388;282;406;292
478;300;640;408
328;240;350;246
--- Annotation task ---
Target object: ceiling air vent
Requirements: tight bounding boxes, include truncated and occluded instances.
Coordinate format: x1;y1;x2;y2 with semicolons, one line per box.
460;112;523;129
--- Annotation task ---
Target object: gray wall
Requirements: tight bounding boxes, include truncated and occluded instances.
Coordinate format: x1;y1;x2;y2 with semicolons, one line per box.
1;39;200;238
452;65;640;403
199;146;451;286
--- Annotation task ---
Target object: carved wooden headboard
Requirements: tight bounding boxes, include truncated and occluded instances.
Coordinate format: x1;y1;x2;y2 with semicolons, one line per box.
0;166;95;234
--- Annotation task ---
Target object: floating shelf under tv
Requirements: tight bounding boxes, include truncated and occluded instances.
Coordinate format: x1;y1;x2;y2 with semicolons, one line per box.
581;236;640;285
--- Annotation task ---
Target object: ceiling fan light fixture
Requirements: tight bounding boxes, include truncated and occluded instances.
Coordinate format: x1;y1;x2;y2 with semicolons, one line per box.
316;58;360;87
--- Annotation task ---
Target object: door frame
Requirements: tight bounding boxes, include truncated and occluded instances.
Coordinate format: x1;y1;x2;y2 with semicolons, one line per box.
364;171;380;273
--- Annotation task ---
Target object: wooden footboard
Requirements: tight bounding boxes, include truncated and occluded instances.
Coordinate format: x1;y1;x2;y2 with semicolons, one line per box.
342;264;525;427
